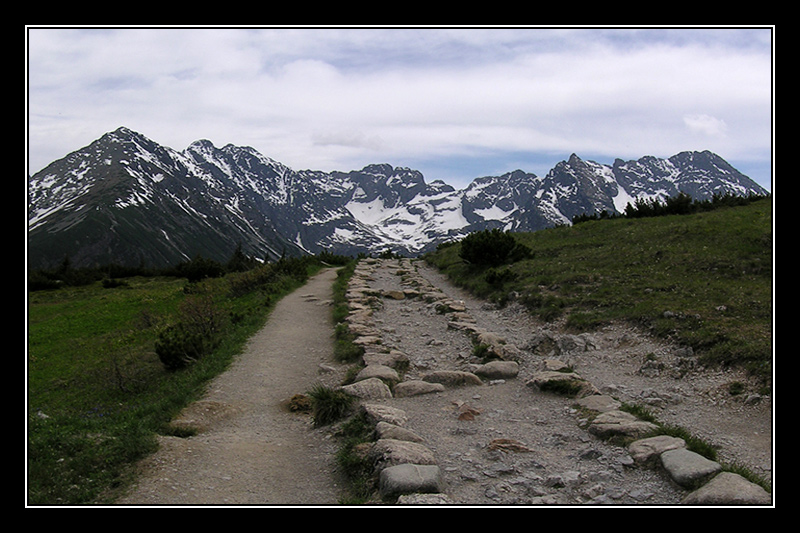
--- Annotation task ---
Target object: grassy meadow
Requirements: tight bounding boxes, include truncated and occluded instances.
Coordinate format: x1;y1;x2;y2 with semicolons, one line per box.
425;198;773;385
27;197;773;505
27;256;335;505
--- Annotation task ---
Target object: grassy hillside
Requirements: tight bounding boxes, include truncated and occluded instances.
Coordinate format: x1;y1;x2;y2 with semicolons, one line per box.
27;256;339;505
425;198;773;385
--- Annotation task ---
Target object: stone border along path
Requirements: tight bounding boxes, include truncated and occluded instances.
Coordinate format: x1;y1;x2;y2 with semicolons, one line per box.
338;258;772;506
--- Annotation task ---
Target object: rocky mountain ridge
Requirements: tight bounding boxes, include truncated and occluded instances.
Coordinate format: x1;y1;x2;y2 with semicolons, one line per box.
28;127;768;269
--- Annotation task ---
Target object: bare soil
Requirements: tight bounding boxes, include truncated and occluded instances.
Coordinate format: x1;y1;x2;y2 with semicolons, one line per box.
116;268;349;505
116;261;772;506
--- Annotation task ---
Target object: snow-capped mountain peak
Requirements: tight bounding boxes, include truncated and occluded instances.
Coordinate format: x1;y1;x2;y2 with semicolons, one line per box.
28;127;769;269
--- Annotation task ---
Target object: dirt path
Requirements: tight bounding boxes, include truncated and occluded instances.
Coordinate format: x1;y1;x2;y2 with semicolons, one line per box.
117;259;772;506
117;268;349;506
347;258;772;505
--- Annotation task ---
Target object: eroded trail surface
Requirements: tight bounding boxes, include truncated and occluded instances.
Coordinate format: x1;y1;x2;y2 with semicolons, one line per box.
348;258;772;505
118;259;772;506
117;268;350;505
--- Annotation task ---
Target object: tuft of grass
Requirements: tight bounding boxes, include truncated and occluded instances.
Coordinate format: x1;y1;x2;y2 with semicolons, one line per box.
333;413;377;504
333;324;365;363
329;260;365;364
307;384;356;427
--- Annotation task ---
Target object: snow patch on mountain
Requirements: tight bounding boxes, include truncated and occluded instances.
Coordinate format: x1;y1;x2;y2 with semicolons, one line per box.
27;127;770;269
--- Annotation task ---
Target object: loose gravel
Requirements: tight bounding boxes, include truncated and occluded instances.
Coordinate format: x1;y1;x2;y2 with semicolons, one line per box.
116;259;772;506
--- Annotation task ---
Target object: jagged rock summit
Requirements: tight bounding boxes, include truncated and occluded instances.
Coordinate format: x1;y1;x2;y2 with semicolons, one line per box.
28;127;768;269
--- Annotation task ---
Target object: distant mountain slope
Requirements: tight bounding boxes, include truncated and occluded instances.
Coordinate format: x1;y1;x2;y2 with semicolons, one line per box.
27;127;768;269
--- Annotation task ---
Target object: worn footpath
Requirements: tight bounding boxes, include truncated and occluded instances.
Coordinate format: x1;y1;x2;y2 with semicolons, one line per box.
117;258;772;506
117;268;348;505
341;258;772;505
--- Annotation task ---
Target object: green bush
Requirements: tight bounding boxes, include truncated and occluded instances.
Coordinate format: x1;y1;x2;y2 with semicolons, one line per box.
485;267;518;287
155;323;210;370
175;255;225;283
155;295;225;370
459;229;531;267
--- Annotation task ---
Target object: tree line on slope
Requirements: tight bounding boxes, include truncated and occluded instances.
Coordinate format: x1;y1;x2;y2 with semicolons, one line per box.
27;244;352;291
572;191;770;225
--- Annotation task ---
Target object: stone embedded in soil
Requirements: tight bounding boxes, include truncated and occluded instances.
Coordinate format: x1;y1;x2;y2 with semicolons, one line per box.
369;439;438;473
360;403;409;427
355;364;399;384
681;472;772;505
628;435;687;466
375;421;425;443
379;463;444;498
660;448;722;488
342;377;393;399
362;349;409;369
472;360;520;379
587;410;659;439
526;370;600;398
422;370;484;387
575;394;621;413
487;438;534;453
383;290;406;300
393;380;446;397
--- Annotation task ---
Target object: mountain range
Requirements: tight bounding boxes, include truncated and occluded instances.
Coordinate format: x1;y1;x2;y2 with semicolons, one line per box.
27;127;769;270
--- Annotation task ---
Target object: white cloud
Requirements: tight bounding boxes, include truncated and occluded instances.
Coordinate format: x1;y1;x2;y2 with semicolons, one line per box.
683;114;729;137
26;26;773;189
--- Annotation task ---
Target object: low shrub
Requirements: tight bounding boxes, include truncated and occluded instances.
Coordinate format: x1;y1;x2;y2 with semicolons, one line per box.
459;229;531;267
485;267;518;287
174;255;226;283
155;294;225;370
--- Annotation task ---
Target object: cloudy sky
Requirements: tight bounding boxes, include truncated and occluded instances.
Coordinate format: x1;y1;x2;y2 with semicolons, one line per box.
26;26;774;191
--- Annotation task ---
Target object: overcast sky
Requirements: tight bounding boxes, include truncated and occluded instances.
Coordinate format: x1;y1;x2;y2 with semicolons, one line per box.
26;26;774;191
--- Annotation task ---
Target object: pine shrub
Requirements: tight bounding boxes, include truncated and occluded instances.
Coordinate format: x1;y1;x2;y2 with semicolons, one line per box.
155;295;225;370
459;228;531;267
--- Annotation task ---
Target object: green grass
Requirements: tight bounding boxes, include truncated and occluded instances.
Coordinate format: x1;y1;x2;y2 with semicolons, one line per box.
330;260;366;364
27;260;326;505
333;412;377;504
425;199;773;385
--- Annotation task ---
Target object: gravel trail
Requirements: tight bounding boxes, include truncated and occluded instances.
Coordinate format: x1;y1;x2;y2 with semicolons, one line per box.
117;267;349;506
350;258;772;505
117;259;772;506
